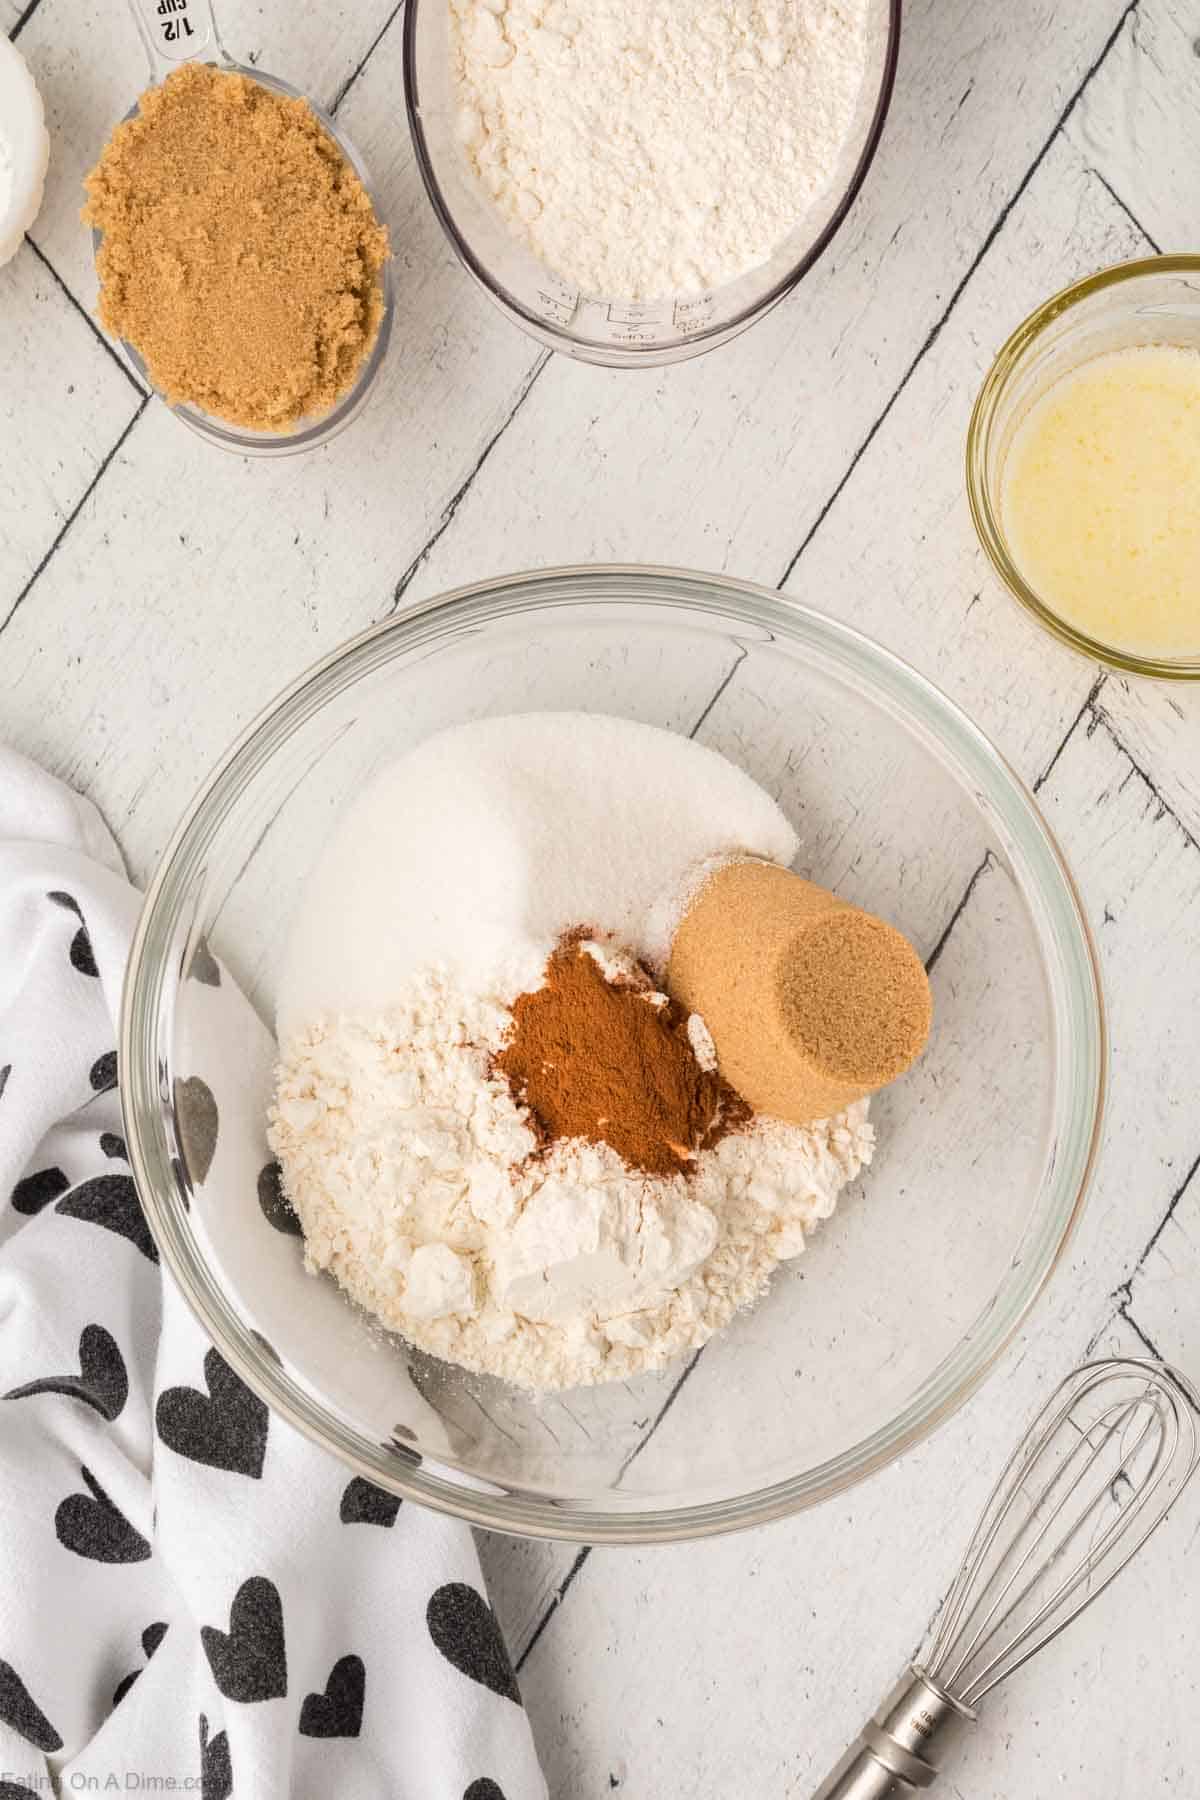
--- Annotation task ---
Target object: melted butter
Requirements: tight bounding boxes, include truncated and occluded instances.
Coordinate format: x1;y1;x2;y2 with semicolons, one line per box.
1001;344;1200;660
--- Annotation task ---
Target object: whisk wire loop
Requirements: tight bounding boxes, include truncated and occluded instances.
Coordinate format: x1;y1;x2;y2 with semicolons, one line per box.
950;1396;1170;1701
928;1362;1196;1707
925;1372;1097;1675
811;1360;1199;1800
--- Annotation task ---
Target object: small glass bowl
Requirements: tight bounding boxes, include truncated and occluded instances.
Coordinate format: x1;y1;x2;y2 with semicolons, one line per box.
91;66;394;457
403;0;901;367
966;255;1200;680
121;568;1105;1543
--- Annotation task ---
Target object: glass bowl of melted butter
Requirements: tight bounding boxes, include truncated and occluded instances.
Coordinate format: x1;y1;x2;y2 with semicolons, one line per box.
967;255;1200;680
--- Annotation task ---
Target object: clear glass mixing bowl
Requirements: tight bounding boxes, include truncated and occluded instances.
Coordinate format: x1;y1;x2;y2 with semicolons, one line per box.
403;1;901;365
121;568;1104;1541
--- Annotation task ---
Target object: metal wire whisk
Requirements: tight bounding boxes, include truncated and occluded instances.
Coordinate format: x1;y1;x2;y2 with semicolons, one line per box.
811;1358;1200;1799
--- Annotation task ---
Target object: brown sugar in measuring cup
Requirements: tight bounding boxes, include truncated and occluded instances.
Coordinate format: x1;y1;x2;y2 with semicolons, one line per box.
667;859;932;1125
83;0;392;448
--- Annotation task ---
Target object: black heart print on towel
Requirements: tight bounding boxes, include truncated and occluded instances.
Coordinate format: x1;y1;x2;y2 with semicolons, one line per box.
47;891;99;977
174;1077;219;1185
90;1050;118;1093
465;1782;507;1800
257;1160;302;1236
112;1621;168;1710
11;1166;70;1215
56;1173;158;1263
100;1131;127;1161
56;1464;151;1564
111;1669;137;1710
0;1659;63;1753
0;1065;10;1101
299;1654;365;1738
0;1782;44;1798
426;1584;521;1704
157;1348;268;1478
202;1577;287;1702
199;1713;233;1800
340;1476;401;1527
6;1323;128;1420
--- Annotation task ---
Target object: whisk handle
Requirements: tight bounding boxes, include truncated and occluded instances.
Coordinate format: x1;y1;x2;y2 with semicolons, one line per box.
809;1666;974;1799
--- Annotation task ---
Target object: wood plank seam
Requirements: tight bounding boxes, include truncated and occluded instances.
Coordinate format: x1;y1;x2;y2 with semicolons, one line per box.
1088;170;1164;256
0;394;149;638
774;0;1144;595
23;233;149;399
330;0;406;116
1091;1297;1200;1413
688;646;749;738
1125;1144;1200;1288
1115;1294;1166;1363
1033;675;1107;795
515;1546;592;1677
1089;699;1200;860
924;853;992;976
8;0;44;42
616;1347;704;1483
389;348;553;612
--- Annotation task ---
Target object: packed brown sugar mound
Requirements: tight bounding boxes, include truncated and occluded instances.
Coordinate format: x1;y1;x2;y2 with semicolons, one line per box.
83;64;390;431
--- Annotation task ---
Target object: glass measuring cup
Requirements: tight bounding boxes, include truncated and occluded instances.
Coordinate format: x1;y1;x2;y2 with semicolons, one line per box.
92;0;394;455
404;0;900;367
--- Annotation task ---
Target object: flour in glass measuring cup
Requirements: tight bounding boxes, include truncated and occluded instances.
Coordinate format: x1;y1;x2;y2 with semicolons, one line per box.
451;0;871;302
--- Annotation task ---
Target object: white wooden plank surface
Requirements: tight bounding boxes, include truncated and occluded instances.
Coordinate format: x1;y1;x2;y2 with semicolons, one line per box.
777;135;1145;780
0;245;142;612
4;0;1199;1794
1068;0;1197;255
1130;1178;1200;1373
512;697;1200;1799
1094;679;1200;848
403;0;1137;609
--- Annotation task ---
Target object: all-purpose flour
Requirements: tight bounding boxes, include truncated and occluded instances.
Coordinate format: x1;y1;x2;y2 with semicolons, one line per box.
450;0;871;299
269;966;873;1389
270;714;874;1391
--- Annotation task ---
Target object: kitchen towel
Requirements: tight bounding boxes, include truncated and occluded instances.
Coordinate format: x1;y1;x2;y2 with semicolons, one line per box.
0;746;546;1800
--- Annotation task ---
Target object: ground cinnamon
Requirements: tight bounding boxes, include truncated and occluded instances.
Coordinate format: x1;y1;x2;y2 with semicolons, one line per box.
83;63;390;431
495;934;749;1178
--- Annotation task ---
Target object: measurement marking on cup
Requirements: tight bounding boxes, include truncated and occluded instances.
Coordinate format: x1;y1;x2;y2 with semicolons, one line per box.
673;293;716;333
133;0;214;62
534;272;579;327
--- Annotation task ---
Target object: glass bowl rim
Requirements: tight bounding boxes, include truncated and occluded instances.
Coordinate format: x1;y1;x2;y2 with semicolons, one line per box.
966;253;1200;680
401;0;902;367
121;564;1106;1542
90;60;395;458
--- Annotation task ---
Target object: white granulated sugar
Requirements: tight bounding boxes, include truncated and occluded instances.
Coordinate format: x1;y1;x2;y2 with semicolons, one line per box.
269;966;874;1390
450;0;871;300
276;713;797;1038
